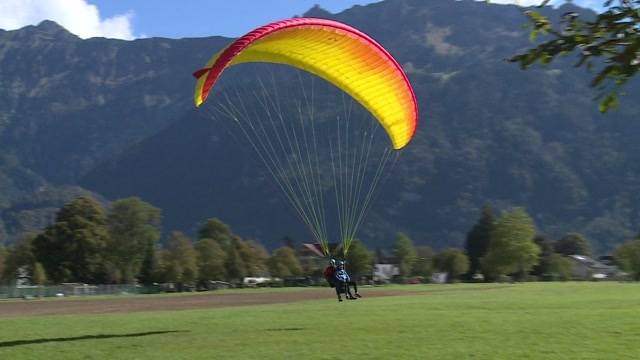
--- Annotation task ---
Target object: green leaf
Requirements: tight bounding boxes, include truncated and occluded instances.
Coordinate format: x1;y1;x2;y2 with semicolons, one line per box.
599;93;619;112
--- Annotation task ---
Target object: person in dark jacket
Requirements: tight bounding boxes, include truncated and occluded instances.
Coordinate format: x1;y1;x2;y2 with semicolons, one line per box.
323;259;337;288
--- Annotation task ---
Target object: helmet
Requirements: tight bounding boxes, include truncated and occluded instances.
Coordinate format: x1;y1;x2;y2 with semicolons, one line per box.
330;259;337;267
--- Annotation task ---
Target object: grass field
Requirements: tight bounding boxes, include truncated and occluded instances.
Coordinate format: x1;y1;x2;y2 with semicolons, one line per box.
0;282;638;359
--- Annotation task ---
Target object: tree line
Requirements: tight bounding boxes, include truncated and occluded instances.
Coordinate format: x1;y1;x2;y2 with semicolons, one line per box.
390;205;640;283
0;196;309;288
1;197;639;288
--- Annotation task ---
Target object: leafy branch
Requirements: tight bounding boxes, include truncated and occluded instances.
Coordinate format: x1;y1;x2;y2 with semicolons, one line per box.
509;0;640;112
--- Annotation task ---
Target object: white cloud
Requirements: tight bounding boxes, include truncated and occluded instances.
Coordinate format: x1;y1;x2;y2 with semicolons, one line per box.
0;0;136;39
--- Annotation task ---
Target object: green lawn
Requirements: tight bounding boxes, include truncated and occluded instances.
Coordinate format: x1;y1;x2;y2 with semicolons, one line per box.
0;282;638;359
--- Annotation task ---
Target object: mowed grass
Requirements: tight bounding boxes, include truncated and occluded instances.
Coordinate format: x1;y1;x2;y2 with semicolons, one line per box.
0;282;638;359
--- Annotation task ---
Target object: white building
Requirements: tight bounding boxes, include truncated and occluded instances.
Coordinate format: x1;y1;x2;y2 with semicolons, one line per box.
373;264;399;282
568;255;619;279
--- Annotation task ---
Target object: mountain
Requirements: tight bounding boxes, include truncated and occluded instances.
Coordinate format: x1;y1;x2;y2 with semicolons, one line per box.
0;20;229;183
0;19;228;241
2;0;640;252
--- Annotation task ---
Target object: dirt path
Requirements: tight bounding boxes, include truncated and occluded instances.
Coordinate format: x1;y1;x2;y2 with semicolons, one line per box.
0;288;409;318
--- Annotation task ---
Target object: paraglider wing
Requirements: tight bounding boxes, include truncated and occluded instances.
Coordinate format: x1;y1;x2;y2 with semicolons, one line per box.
193;17;418;149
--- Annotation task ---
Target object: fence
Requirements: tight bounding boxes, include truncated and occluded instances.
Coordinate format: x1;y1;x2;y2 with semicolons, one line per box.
0;284;160;300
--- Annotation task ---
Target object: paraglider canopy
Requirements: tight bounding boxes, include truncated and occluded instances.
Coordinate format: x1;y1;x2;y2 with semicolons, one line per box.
193;17;418;150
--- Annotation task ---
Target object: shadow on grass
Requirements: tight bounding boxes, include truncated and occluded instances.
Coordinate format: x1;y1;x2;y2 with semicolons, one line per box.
265;327;306;332
0;330;188;348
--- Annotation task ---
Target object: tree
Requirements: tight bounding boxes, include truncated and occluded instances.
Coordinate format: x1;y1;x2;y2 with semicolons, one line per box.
225;238;247;282
238;239;269;276
412;246;435;278
481;208;540;280
161;249;182;286
547;253;574;281
4;233;37;284
434;248;469;283
138;242;161;286
32;196;109;283
299;255;323;278
345;239;373;277
268;247;303;278
106;197;162;283
393;232;416;278
614;239;640;280
165;232;199;290
555;233;592;256
465;205;495;278
510;0;640;111
0;244;6;283
195;238;227;284
32;262;48;286
282;235;296;249
531;234;555;277
198;218;233;248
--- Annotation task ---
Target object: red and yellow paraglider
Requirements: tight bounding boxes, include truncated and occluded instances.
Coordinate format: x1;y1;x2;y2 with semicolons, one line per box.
193;18;418;150
193;18;418;257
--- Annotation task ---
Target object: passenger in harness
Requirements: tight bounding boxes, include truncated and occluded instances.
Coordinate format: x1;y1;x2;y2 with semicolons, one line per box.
334;260;361;301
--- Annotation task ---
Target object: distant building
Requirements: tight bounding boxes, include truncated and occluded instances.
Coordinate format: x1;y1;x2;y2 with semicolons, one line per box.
373;264;399;282
568;255;620;279
242;277;272;287
301;243;343;258
431;272;448;284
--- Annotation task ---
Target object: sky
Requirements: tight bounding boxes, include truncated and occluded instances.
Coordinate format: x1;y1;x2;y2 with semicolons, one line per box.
0;0;605;40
